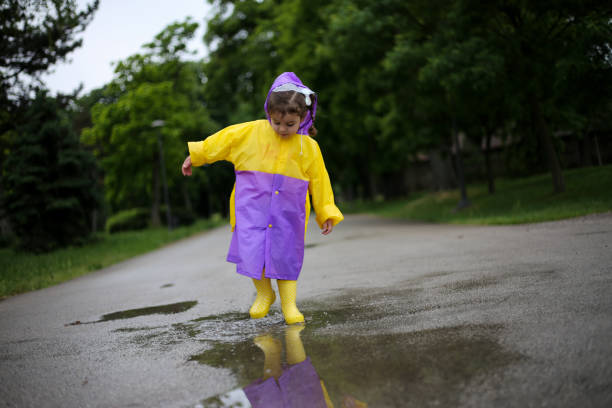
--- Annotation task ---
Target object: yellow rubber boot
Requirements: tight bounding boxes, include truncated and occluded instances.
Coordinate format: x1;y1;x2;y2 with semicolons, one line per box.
254;335;282;380
277;280;304;325
285;323;306;365
320;380;334;408
249;271;276;319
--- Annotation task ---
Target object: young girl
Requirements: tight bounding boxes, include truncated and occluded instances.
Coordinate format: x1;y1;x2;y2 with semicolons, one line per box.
181;72;343;325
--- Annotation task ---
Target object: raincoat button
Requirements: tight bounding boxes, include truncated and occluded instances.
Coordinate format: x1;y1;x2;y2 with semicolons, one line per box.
275;190;279;195
268;224;272;228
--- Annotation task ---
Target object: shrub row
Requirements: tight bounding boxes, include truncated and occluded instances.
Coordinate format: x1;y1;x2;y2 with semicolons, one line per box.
105;207;195;233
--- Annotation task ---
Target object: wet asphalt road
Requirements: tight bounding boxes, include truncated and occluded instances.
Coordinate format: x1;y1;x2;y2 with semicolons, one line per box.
1;213;611;407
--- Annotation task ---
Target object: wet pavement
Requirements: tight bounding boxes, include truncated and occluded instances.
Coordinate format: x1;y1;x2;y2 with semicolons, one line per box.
1;213;611;407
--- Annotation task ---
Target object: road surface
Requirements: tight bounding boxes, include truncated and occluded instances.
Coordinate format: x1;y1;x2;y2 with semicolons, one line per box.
1;213;611;407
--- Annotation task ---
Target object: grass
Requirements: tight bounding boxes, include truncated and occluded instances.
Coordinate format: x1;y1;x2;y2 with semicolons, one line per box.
340;165;612;225
0;217;224;299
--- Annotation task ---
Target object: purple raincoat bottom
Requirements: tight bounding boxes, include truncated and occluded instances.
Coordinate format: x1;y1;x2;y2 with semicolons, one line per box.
227;170;309;280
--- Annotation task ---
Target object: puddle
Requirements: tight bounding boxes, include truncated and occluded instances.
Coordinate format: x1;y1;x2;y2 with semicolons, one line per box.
65;301;197;326
190;322;521;408
161;283;175;288
99;301;198;322
107;292;522;407
105;274;552;407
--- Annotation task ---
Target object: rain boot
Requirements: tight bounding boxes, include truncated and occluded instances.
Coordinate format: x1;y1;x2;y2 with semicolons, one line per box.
254;335;282;380
249;270;276;319
285;323;306;365
277;279;304;325
321;380;334;408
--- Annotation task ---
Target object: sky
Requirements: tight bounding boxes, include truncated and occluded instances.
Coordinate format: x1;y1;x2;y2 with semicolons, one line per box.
42;0;213;95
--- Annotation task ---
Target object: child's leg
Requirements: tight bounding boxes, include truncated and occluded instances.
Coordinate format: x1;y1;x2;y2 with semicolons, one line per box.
249;269;276;319
277;279;304;325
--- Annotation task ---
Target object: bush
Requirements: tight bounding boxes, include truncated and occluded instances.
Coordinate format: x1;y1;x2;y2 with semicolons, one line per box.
106;208;149;234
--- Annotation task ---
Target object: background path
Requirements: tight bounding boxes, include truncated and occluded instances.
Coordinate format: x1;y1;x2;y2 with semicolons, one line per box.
1;214;611;407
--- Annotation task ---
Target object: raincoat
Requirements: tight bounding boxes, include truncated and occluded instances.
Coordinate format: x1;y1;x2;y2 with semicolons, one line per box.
243;358;327;408
187;72;343;281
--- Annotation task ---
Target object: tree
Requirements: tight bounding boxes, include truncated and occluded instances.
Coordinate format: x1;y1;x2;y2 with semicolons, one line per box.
202;0;280;126
0;0;99;242
83;20;218;223
474;0;612;193
198;0;612;201
0;0;99;115
409;0;512;198
2;93;102;251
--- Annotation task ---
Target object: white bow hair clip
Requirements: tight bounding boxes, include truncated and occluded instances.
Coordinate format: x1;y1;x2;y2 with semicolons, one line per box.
271;83;315;106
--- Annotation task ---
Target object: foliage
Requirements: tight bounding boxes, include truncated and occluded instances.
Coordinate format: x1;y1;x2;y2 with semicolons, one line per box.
82;19;219;222
0;0;99;107
470;0;612;193
105;208;150;234
0;0;100;245
202;0;280;126
105;206;197;233
2;93;102;251
201;0;612;200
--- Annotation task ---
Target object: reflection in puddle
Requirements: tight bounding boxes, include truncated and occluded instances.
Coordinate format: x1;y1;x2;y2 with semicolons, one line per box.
186;314;520;407
107;282;529;407
193;324;367;408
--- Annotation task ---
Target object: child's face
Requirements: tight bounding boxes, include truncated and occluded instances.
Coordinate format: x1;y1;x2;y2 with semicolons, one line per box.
269;111;302;138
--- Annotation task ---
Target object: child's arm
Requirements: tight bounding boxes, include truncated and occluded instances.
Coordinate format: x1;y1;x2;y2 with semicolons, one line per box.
182;121;254;174
307;141;344;233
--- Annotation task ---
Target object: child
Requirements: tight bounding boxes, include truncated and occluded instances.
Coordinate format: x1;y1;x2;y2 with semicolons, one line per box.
181;72;343;325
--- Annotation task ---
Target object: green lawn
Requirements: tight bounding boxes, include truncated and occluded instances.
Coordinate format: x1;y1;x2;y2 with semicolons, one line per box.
341;165;612;225
0;217;224;299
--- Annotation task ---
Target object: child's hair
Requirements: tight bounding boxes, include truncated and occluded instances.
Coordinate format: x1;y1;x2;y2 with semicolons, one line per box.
267;91;317;137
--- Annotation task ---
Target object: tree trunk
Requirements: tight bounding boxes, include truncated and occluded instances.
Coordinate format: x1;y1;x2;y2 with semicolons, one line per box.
91;209;98;235
429;149;454;190
368;173;379;200
182;182;193;213
151;151;161;227
0;182;13;241
484;129;495;194
581;131;593;167
593;135;603;166
452;117;470;210
530;94;565;193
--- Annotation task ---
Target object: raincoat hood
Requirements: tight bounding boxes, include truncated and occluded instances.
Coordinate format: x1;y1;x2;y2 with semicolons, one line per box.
264;72;317;136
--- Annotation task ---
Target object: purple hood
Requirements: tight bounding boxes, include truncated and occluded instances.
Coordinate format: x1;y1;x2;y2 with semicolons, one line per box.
264;72;317;136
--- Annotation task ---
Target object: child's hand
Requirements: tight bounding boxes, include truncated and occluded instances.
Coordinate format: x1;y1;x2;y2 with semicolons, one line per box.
182;156;192;176
321;219;333;235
